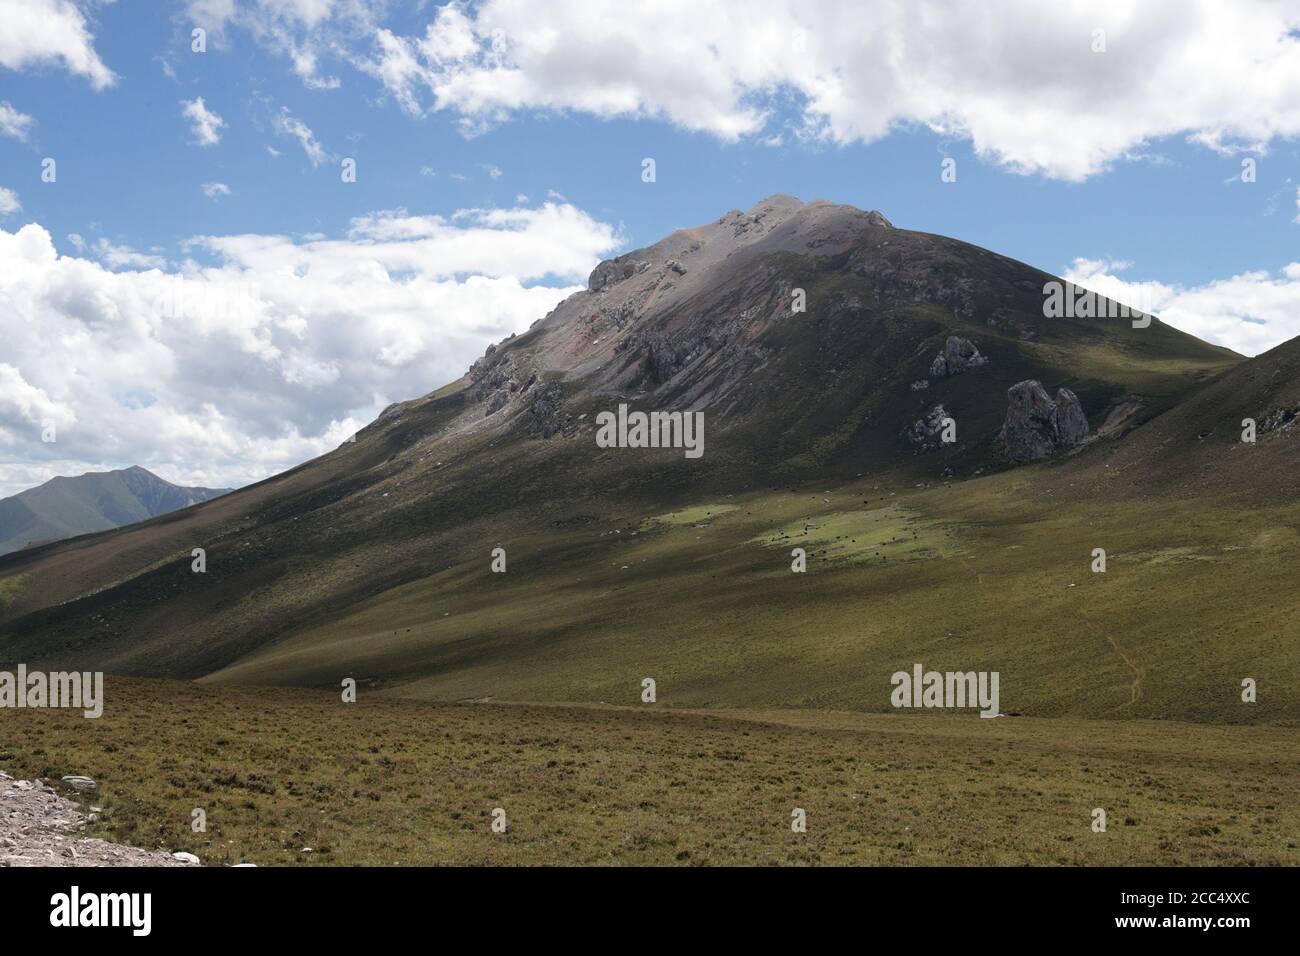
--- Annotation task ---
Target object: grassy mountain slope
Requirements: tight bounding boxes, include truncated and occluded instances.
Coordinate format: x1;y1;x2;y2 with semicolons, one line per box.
4;197;1293;724
0;465;230;557
1043;333;1300;500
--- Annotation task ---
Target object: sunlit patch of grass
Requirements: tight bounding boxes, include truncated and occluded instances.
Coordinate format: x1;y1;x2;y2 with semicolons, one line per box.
0;574;27;613
1129;547;1215;565
640;504;739;528
752;505;964;563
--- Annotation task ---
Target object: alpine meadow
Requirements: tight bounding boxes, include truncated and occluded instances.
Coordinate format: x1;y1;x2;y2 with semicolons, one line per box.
0;1;1297;933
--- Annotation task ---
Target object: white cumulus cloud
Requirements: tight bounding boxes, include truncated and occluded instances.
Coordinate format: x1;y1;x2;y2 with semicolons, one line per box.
272;106;326;165
93;238;169;271
0;101;35;141
0;0;117;89
181;97;226;146
0;201;620;496
186;0;375;89
349;0;1300;181
1064;257;1300;357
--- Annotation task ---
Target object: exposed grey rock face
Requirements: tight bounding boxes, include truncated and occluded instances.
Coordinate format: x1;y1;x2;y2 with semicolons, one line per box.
523;380;571;438
1260;403;1300;435
620;331;688;384
614;317;771;394
904;404;952;451
587;256;649;292
929;336;988;377
1000;380;1089;462
1054;389;1089;447
587;258;626;293
469;350;540;418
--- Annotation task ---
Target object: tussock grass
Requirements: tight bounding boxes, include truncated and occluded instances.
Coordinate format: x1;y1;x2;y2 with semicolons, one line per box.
2;677;1295;866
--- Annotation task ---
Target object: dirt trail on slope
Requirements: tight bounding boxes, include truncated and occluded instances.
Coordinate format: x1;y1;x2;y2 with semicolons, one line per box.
0;771;197;867
1102;633;1145;710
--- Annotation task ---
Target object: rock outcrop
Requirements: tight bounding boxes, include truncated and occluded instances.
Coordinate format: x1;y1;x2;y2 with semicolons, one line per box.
522;380;571;438
929;336;988;377
1259;403;1300;436
904;404;953;451
587;255;650;293
1000;380;1089;462
468;349;539;418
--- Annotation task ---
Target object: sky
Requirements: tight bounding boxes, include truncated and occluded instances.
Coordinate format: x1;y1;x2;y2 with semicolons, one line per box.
1;0;1299;497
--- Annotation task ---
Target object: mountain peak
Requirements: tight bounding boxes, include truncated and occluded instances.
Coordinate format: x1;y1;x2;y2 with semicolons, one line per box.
738;193;809;216
0;466;231;556
741;194;892;229
585;196;892;296
464;194;1231;463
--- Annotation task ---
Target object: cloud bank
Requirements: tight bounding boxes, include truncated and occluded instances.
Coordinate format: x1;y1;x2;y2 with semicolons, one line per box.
352;0;1300;181
0;202;620;497
1065;257;1300;357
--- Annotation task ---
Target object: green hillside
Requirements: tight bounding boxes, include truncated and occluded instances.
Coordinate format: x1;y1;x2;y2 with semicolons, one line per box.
0;465;231;556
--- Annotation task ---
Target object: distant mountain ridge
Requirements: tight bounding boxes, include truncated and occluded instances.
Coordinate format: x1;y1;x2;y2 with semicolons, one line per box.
0;466;231;556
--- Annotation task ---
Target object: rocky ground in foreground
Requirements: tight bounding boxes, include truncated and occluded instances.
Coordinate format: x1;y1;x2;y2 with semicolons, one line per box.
0;770;198;867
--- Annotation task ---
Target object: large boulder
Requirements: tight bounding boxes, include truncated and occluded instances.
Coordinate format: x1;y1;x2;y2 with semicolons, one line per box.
58;775;97;794
1000;380;1089;462
1053;388;1089;448
929;336;988;377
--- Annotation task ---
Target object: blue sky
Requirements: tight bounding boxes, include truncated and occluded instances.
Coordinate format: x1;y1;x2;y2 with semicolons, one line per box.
5;8;1296;285
1;0;1299;495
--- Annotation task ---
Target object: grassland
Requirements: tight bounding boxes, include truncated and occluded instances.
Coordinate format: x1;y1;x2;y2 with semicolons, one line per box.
1;677;1295;866
197;474;1300;725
